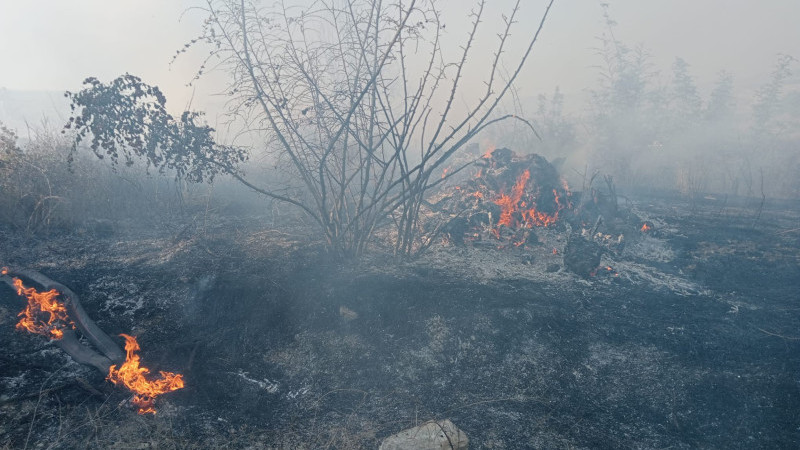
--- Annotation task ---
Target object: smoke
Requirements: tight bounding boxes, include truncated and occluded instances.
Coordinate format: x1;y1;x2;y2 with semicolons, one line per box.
482;5;800;199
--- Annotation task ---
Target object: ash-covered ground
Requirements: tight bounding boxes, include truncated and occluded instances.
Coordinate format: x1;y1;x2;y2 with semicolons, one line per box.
1;192;799;449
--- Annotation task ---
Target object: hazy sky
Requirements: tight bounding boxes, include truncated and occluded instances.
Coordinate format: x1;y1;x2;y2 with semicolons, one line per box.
1;0;798;117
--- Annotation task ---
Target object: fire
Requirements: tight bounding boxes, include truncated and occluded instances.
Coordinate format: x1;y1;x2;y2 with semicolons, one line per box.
590;266;619;277
494;170;562;229
107;334;184;415
641;223;651;232
495;170;529;227
441;167;450;179
12;277;72;340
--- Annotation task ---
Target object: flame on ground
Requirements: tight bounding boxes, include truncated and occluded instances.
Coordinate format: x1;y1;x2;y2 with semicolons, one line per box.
641;223;651;232
590;266;619;277
12;277;72;340
107;334;185;415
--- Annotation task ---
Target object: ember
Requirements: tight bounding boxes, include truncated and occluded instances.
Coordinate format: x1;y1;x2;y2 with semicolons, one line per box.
590;265;618;278
11;275;73;340
107;334;185;414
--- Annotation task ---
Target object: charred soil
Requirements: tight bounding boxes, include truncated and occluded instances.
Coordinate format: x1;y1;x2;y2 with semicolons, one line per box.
1;192;799;449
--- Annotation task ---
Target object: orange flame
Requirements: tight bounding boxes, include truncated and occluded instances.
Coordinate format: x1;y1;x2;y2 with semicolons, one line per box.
107;334;184;415
494;170;562;230
12;277;72;340
496;170;530;227
641;223;651;232
441;167;450;179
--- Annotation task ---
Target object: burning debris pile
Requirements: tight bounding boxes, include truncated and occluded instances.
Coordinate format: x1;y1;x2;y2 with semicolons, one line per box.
434;148;571;247
0;267;184;414
426;148;662;280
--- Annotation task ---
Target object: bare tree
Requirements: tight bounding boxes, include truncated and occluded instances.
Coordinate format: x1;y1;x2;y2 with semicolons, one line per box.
67;0;555;257
199;0;555;256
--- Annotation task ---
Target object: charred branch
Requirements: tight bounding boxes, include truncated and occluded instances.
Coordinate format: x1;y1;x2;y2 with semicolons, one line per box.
1;268;123;368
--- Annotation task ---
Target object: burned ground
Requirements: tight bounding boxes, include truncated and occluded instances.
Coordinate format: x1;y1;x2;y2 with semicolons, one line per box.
1;192;799;449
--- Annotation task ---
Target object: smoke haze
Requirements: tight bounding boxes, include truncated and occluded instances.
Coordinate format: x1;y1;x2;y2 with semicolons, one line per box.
1;0;799;195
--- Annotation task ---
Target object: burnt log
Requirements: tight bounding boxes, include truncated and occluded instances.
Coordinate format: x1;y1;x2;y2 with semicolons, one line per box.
1;268;124;369
444;217;470;245
563;233;602;278
55;329;114;373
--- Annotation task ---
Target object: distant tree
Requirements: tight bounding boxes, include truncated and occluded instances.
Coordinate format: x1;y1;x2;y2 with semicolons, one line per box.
705;70;735;123
749;54;800;197
534;87;576;157
669;57;702;126
587;3;661;186
752;54;797;138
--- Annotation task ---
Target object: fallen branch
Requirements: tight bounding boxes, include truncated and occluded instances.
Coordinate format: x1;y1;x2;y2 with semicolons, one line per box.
1;267;124;372
56;329;115;373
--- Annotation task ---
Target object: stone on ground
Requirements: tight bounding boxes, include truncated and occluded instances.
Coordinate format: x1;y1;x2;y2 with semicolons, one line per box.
379;419;468;450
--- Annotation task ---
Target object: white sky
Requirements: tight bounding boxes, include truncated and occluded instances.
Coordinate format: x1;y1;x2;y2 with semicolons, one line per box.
1;0;798;117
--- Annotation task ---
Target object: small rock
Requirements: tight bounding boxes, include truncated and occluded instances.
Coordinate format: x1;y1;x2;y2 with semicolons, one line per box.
339;305;358;321
379;419;468;450
546;263;560;273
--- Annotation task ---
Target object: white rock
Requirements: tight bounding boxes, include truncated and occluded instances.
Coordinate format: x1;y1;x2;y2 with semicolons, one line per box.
379;419;468;450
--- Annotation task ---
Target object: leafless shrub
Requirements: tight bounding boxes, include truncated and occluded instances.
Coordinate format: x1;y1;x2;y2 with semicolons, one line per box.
175;0;556;256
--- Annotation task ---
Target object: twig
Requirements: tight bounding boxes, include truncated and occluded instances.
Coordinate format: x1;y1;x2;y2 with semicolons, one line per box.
0;383;70;406
24;365;66;450
756;327;800;341
591;215;604;235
